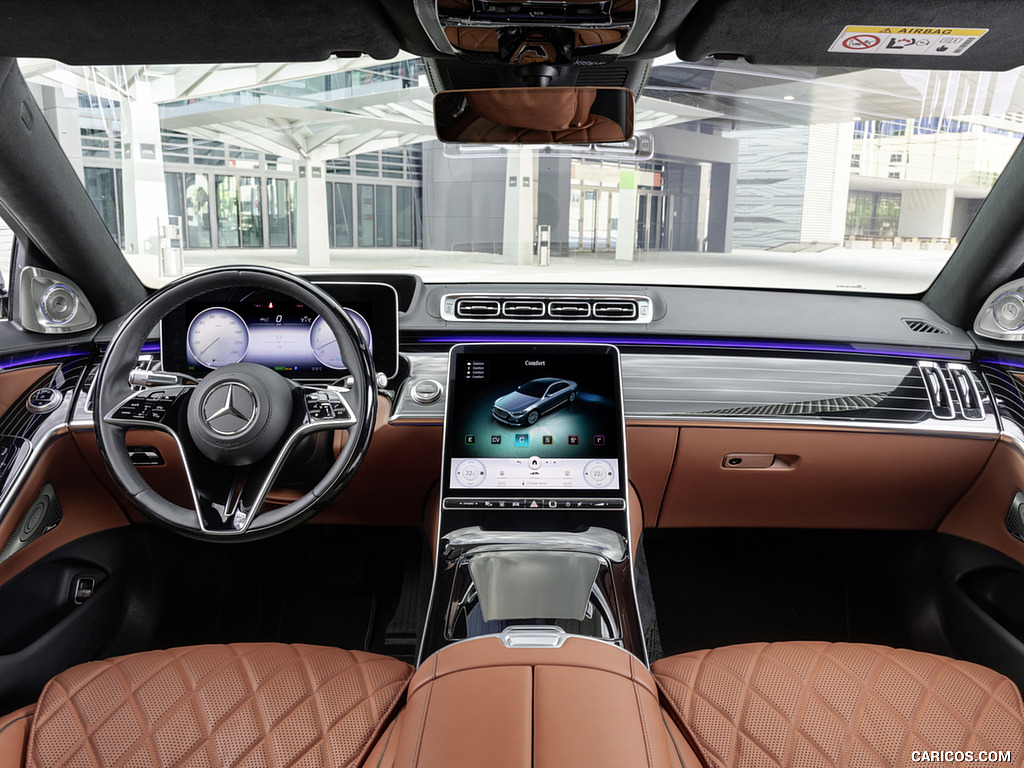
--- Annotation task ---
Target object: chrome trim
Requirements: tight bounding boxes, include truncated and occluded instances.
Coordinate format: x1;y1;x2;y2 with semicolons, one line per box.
975;280;1024;341
201;382;259;436
25;388;62;414
443;526;628;562
918;361;955;419
440;293;653;323
500;626;569;649
429;629;638;660
18;266;97;334
393;352;1000;437
410;379;444;405
391;410;999;437
948;363;986;420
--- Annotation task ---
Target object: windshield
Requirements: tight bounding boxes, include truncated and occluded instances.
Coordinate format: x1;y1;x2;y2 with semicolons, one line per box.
15;56;1024;293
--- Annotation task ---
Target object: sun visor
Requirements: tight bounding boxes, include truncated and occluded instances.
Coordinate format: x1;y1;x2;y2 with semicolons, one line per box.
0;0;400;63
676;0;1024;71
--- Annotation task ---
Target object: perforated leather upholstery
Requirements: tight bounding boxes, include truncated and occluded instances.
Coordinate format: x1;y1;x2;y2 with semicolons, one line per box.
652;641;1024;768
25;643;412;768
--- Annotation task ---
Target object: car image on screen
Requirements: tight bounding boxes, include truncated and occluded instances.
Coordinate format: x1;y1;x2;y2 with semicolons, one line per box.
491;377;578;426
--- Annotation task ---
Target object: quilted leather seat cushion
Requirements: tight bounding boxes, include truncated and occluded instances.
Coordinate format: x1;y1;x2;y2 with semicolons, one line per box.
652;641;1024;768
26;643;412;768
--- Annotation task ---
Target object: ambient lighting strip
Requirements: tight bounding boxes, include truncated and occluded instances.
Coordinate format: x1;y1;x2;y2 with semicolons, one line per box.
417;335;968;360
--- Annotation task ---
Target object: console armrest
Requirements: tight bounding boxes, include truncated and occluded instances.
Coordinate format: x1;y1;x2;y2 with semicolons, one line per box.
387;635;678;768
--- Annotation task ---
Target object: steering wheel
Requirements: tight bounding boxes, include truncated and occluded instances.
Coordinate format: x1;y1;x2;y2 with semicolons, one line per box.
92;266;377;540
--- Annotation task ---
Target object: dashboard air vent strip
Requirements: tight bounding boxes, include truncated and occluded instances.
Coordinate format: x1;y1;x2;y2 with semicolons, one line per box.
548;300;592;319
593;300;638;321
454;298;500;318
441;294;652;323
903;318;950;335
502;300;545;318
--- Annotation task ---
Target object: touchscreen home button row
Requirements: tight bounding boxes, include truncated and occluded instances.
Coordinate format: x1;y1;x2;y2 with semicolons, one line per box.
443;497;625;510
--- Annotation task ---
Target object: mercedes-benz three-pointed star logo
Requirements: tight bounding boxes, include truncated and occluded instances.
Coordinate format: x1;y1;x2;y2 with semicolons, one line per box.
201;382;258;436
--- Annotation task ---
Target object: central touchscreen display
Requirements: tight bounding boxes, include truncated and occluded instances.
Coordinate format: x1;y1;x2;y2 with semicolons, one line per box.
443;344;625;504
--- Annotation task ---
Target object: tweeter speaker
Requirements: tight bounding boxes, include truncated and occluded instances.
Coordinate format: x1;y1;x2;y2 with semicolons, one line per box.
39;284;78;325
993;291;1024;331
0;482;62;564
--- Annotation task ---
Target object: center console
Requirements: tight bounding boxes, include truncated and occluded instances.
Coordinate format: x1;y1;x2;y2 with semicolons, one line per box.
421;343;645;662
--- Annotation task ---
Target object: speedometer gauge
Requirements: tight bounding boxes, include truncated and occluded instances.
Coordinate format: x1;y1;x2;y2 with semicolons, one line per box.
187;307;249;368
309;311;372;370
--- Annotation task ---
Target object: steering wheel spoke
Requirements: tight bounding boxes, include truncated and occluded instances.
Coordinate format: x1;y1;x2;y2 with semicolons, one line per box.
187;454;281;534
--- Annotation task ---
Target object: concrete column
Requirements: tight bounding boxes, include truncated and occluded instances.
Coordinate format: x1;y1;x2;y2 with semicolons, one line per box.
502;148;535;265
696;163;712;250
615;170;637;261
40;85;84;182
898;187;956;239
707;161;737;253
121;80;169;256
296;163;330;267
799;122;853;244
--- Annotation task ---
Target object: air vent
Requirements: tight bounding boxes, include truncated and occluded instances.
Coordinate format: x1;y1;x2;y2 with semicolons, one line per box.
454;298;500;318
502;300;545;318
903;318;950;335
918;361;955;419
442;294;652;322
575;66;629;87
548;300;591;319
593;300;638;320
948;363;985;420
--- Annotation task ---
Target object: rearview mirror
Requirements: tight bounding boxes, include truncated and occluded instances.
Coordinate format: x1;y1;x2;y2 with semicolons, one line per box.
434;87;634;145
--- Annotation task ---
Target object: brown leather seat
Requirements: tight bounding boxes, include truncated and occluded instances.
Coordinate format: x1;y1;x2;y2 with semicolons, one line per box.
1;643;412;768
651;641;1024;768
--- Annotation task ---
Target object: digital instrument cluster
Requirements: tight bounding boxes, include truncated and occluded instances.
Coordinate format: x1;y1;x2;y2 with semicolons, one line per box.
161;282;399;379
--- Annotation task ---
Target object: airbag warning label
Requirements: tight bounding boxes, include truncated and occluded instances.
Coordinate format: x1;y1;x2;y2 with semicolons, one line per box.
829;26;988;56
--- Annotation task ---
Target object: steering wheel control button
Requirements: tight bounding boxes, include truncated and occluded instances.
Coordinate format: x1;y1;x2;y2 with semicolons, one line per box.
304;388;353;422
411;379;443;404
111;387;187;424
26;387;62;414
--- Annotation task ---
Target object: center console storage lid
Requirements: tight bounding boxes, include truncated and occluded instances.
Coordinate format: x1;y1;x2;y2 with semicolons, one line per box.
384;634;678;768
